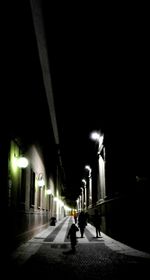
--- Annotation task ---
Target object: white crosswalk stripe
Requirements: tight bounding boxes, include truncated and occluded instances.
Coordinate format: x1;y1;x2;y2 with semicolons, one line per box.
12;216;150;262
54;216;71;243
41;216;102;243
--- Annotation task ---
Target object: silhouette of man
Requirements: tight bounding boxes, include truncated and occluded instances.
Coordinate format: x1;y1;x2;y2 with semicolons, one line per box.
67;223;79;252
78;211;87;238
93;209;101;238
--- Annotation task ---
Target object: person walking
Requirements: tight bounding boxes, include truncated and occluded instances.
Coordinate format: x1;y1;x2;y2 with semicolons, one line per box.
67;223;79;253
74;211;78;224
93;209;102;238
78;211;87;238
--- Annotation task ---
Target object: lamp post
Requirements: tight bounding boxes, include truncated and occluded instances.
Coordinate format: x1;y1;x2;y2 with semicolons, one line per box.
90;131;106;201
80;187;84;211
76;197;79;213
79;194;82;212
81;179;87;211
85;165;92;207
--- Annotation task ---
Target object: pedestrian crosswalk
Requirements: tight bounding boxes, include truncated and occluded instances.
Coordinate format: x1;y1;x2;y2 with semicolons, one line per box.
9;217;150;280
34;216;104;244
11;216;150;263
31;217;150;259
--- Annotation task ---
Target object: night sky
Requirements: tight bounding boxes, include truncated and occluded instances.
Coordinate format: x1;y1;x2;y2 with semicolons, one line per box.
42;2;150;200
2;1;149;202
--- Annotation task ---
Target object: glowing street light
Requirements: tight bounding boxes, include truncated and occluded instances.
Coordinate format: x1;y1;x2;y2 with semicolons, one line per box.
82;179;87;210
85;165;92;206
37;178;45;187
80;187;84;211
90;131;104;155
90;131;106;201
47;189;52;195
82;179;86;185
85;165;91;175
16;157;29;168
37;173;45;187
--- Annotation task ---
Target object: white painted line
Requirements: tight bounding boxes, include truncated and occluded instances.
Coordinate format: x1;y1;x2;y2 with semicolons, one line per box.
54;217;72;243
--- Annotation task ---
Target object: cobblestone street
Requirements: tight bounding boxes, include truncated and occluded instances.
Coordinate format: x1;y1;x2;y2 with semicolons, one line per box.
8;217;150;279
10;242;150;280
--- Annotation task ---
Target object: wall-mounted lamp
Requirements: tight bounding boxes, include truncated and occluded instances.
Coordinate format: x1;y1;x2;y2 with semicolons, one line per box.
85;165;92;177
16;157;29;168
90;131;104;155
37;173;45;187
47;189;52;195
82;179;86;186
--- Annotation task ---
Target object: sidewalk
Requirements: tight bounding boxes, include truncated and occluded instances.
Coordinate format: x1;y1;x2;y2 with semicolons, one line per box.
11;216;150;264
8;216;150;280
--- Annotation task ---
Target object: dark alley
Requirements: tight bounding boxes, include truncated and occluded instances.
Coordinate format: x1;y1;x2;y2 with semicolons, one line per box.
1;1;150;278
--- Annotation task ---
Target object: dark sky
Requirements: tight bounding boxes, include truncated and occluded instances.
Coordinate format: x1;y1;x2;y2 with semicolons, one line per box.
41;2;150;200
2;1;149;203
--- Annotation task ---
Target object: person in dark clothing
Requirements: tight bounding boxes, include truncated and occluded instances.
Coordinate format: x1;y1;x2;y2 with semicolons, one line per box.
78;211;87;238
74;212;78;224
50;216;56;226
67;223;79;252
93;209;102;238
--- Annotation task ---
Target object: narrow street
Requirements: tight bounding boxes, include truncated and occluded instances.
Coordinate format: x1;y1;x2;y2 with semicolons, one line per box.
9;216;150;280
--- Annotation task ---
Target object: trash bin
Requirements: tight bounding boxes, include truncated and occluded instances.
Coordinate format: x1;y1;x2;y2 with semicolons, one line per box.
50;217;56;226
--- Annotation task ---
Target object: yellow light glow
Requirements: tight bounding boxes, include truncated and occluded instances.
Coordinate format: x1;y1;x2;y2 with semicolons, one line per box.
47;189;52;195
37;178;45;187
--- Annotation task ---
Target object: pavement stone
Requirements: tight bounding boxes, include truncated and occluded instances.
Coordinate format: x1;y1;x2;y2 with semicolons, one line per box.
7;216;150;280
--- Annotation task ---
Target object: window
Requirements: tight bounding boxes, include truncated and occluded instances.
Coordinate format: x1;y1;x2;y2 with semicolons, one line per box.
20;168;26;203
30;169;35;207
37;186;41;209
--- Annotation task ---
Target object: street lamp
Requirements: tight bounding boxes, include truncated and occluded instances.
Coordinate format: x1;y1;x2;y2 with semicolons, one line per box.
80;187;84;211
76;197;79;212
16;156;29;168
81;179;87;210
90;131;104;155
79;194;82;212
37;173;45;187
90;131;106;201
85;165;92;207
